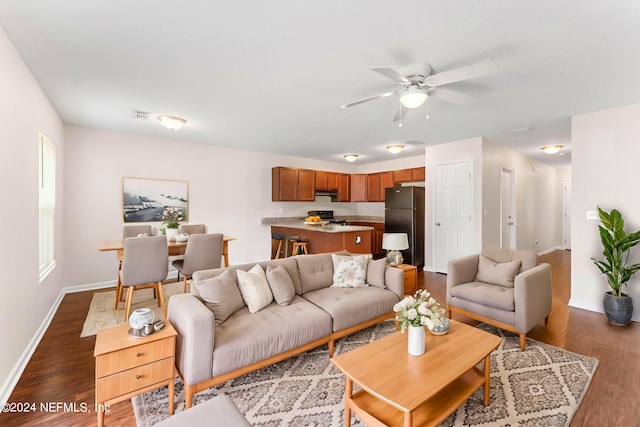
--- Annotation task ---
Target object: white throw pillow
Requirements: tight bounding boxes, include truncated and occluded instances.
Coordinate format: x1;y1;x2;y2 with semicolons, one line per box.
237;264;274;313
331;254;369;288
366;257;387;288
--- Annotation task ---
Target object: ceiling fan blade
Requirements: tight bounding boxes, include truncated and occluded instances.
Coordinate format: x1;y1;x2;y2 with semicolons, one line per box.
429;88;479;106
424;59;498;87
371;67;411;84
341;91;396;109
392;104;407;122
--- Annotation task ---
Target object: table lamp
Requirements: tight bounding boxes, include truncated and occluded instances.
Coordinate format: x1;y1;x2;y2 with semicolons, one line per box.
382;233;409;266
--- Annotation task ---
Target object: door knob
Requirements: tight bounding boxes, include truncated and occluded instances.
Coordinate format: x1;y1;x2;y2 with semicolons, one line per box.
435;222;441;226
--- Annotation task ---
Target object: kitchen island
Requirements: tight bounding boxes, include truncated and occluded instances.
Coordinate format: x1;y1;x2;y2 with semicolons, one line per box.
270;222;374;255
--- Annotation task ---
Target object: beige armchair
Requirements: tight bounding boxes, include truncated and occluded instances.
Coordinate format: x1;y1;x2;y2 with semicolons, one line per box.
446;248;552;351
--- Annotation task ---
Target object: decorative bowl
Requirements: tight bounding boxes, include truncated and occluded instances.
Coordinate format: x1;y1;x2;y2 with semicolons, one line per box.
175;233;189;242
129;308;154;330
428;317;451;336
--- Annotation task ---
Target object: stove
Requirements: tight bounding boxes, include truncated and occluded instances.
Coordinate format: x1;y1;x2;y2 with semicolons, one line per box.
307;210;349;225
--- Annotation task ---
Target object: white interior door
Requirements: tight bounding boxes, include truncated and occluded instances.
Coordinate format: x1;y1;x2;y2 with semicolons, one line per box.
500;167;516;249
435;161;473;273
563;179;572;249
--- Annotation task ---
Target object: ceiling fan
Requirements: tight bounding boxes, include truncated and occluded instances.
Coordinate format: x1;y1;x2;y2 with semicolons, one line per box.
341;59;498;121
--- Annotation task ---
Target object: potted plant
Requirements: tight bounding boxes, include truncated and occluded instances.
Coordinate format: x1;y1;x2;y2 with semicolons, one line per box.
591;206;640;325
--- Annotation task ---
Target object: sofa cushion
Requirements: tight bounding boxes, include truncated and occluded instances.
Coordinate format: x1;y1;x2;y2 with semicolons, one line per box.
296;253;335;294
212;296;333;376
237;264;273;313
366;257;386;288
475;255;521;288
266;264;295;306
195;269;245;324
303;287;399;331
450;282;515;311
331;254;369;288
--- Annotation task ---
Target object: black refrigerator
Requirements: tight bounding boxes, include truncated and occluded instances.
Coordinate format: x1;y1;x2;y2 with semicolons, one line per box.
384;186;425;269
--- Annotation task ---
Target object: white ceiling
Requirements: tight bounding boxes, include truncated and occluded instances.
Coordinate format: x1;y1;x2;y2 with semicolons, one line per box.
2;1;640;166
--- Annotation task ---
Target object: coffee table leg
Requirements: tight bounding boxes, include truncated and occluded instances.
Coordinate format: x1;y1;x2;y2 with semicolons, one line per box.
344;377;352;427
483;355;491;406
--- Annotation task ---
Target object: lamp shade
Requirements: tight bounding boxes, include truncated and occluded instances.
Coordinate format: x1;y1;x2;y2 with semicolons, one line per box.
382;233;409;250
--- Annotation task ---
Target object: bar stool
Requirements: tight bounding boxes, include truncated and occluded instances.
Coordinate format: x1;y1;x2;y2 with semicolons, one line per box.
291;240;309;255
272;233;298;259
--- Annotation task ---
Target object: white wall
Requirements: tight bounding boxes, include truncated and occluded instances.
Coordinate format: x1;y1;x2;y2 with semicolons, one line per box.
63;126;426;287
0;26;65;399
570;103;640;321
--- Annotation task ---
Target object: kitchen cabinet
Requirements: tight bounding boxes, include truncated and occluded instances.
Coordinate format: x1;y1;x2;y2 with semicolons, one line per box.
272;167;316;201
350;222;385;256
380;171;394;201
271;226;372;255
411;167;425;181
351;174;367;202
367;173;381;202
393;167;426;183
338;173;350;202
316;171;339;191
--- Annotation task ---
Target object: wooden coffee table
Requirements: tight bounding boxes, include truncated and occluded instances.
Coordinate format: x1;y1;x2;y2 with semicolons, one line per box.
330;320;501;427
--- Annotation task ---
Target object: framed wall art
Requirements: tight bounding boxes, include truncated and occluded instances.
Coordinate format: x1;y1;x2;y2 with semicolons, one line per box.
122;177;188;223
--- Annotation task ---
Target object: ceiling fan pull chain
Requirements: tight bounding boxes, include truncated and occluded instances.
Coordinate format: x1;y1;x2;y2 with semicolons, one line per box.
425;98;430;120
398;101;403;127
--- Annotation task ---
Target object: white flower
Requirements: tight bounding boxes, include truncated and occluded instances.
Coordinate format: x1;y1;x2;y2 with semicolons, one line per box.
406;308;418;320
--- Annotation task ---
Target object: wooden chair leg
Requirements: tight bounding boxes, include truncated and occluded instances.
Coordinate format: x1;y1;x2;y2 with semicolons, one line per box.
183;275;189;294
545;315;550;326
519;333;526;351
124;286;135;322
157;281;167;317
274;240;283;259
115;263;123;309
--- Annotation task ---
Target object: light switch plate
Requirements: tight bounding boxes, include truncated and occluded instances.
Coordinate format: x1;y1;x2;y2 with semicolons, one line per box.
586;211;598;220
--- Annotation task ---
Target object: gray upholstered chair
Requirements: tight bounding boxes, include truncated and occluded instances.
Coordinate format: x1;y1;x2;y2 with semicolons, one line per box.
123;224;152;238
446;248;552;351
114;225;155;309
172;233;224;293
179;224;206;235
120;235;169;321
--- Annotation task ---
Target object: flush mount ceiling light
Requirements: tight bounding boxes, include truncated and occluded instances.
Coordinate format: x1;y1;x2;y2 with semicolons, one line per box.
399;85;428;109
540;145;563;154
386;145;405;154
343;154;358;162
158;115;186;130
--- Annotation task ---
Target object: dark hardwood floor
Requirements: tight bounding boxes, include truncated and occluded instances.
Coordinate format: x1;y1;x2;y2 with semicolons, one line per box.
2;250;639;426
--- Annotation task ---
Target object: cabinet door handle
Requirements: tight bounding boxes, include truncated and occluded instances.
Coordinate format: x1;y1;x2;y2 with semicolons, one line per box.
136;375;141;380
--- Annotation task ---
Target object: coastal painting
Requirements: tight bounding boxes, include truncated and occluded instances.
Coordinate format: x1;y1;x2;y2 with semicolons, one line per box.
122;177;188;223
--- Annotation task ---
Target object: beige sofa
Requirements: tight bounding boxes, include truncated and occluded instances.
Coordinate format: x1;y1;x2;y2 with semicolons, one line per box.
168;251;404;408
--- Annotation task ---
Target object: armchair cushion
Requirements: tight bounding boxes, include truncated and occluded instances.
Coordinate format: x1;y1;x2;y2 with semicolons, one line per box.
450;282;515;311
475;255;521;288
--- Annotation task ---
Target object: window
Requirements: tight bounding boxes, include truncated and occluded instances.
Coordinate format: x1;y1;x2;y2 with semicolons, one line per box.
39;132;55;281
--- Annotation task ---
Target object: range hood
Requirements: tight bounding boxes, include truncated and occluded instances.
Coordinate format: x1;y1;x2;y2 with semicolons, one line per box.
314;190;340;202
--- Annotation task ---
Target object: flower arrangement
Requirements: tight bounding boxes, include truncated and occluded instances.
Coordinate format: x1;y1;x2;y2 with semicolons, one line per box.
393;289;445;331
162;206;185;229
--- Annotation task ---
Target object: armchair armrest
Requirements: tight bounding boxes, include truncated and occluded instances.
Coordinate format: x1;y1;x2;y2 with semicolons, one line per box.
446;254;480;305
384;266;404;300
167;294;215;385
514;263;552;333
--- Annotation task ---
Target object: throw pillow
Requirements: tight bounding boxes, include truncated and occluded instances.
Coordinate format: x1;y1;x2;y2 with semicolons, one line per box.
331;254;369;288
475;255;522;288
237;264;274;313
195;270;245;323
366;257;386;288
266;264;295;306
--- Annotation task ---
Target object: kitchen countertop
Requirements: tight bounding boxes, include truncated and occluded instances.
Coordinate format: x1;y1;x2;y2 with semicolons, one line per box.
262;216;384;226
270;222;374;233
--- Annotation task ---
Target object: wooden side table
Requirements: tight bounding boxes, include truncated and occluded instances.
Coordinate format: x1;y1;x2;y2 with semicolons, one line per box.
392;263;418;295
94;321;177;427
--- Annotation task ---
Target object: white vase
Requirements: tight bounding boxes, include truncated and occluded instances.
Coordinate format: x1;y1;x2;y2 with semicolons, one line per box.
129;308;154;330
408;325;425;356
165;227;178;241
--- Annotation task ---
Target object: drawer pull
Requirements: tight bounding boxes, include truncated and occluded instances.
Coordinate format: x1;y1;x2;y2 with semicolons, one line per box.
136;352;142;357
136;375;141;380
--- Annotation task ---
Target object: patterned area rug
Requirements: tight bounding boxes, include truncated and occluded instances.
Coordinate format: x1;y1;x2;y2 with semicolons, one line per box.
132;321;598;426
80;281;185;337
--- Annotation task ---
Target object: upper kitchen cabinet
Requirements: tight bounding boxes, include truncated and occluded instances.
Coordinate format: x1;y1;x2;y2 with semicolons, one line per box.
368;171;394;202
394;167;426;183
351;174;367;202
380;171;394;201
316;171;339;191
411;167;425;181
272;167;316;201
338;173;350;202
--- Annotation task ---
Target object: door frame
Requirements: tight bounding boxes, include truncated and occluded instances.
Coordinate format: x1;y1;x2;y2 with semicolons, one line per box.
563;179;572;250
500;166;517;250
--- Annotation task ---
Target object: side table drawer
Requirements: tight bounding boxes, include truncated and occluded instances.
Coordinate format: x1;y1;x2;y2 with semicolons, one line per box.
96;338;174;377
96;357;174;402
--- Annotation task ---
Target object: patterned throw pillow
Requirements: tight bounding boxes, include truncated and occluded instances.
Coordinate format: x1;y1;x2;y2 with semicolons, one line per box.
331;254;369;288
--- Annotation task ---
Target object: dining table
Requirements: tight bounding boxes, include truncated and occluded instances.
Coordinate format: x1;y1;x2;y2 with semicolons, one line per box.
98;235;235;267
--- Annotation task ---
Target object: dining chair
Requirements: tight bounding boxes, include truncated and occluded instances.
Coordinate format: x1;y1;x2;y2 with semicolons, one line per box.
114;225;154;309
179;224;206;235
172;233;224;293
120;235;169;322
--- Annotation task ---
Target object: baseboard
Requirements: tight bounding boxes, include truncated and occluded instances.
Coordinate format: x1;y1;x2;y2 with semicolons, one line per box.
0;270;180;407
537;246;564;256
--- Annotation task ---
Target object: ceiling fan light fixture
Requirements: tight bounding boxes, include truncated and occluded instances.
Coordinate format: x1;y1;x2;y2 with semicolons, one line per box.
386;145;404;154
158;115;186;130
344;154;358;162
540;145;563;154
399;86;428;109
